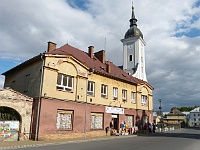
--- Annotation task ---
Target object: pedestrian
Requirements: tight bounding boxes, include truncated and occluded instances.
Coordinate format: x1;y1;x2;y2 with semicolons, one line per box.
148;123;152;133
152;123;156;133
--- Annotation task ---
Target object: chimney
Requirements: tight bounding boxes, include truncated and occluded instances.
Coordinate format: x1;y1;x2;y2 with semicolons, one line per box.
106;61;111;73
47;41;57;52
94;50;105;64
88;46;94;58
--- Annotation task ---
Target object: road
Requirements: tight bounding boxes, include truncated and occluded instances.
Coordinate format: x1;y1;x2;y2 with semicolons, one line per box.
4;128;200;150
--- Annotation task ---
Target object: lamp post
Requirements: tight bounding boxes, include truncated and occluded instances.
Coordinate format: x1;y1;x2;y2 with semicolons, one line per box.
158;99;162;117
158;99;162;131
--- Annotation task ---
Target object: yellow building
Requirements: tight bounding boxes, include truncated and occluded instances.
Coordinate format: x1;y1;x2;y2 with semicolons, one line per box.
163;107;186;128
2;6;153;140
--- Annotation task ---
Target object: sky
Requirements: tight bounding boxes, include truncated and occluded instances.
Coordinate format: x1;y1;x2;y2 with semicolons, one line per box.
0;0;200;112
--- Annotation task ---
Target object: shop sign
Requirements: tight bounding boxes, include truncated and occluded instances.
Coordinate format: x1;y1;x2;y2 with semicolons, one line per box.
105;106;124;114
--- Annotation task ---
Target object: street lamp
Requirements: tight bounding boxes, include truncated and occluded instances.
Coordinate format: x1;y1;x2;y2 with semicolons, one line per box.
158;99;163;131
158;99;162;117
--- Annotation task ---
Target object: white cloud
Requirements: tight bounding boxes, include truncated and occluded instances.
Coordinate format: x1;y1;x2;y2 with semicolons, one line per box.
0;0;200;111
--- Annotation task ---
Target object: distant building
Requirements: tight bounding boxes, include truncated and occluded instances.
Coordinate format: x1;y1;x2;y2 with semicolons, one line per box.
163;107;186;128
188;107;200;127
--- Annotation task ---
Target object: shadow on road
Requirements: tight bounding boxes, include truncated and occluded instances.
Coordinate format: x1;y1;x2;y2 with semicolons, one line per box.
137;127;200;140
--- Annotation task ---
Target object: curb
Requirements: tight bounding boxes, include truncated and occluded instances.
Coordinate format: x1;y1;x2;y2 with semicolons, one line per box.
0;135;137;149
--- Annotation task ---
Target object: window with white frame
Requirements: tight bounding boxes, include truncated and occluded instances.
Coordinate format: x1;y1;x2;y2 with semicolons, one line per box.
141;95;147;106
90;113;103;130
56;110;73;130
101;84;108;98
131;92;135;103
122;89;127;101
56;73;74;92
113;87;118;100
87;81;95;96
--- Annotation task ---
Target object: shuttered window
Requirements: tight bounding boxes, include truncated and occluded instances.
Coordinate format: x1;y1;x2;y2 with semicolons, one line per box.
56;110;73;130
90;113;103;130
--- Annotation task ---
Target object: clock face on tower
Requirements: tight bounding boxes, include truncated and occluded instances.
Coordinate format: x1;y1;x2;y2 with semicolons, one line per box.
135;30;140;36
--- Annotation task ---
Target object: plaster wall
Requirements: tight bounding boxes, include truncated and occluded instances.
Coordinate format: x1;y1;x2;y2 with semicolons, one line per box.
42;56;153;111
0;88;33;140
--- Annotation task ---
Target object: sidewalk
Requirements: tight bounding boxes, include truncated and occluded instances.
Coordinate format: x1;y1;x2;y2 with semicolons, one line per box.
0;134;137;149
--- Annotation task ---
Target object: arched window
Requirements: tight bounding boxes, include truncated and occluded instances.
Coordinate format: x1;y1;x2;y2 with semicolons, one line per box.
129;55;133;62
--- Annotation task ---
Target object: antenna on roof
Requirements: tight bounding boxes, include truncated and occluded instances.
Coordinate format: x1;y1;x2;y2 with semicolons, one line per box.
104;37;106;50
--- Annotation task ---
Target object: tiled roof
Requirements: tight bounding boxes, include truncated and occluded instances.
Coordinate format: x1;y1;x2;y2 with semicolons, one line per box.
45;44;150;86
167;107;185;116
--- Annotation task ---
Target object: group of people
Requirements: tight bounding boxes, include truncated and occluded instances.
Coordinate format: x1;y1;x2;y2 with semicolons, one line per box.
143;122;156;133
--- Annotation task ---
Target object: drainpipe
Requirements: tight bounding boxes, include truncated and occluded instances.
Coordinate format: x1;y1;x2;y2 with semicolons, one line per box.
84;74;88;138
35;53;45;141
84;68;94;138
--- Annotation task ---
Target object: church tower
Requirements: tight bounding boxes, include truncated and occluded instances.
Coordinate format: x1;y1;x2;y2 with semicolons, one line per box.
121;5;147;81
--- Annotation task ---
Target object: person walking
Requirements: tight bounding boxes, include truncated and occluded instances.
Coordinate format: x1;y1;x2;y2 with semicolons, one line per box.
148;123;152;133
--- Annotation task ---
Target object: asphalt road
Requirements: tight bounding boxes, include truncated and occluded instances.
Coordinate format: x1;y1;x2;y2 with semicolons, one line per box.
5;128;200;150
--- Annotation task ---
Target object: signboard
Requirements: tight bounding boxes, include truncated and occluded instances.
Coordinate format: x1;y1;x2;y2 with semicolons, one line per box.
105;106;124;114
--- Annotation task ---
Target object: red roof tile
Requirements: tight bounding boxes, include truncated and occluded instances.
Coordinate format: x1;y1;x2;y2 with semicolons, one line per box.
46;44;149;86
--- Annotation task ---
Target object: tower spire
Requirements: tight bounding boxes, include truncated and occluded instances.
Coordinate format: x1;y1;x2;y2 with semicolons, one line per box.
129;4;137;27
121;4;147;81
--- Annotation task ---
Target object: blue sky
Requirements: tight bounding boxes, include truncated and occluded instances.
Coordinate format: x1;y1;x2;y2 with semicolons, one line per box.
0;0;200;111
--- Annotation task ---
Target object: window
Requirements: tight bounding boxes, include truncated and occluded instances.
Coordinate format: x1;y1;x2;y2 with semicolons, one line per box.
125;115;134;128
90;113;103;130
57;73;74;92
56;110;73;130
194;114;196;117
113;87;118;100
101;84;108;98
131;92;135;103
87;81;95;96
122;89;127;101
199;118;200;121
194;118;196;121
129;55;133;62
141;95;147;106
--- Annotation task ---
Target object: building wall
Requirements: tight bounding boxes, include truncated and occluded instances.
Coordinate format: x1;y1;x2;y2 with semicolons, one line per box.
35;98;150;140
3;53;153;140
189;112;200;126
0;88;33;140
42;56;153;111
3;60;42;98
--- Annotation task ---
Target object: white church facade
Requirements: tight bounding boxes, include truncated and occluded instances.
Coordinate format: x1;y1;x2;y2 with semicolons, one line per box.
121;6;147;81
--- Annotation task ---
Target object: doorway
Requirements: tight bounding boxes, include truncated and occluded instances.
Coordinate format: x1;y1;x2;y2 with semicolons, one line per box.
111;114;119;131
